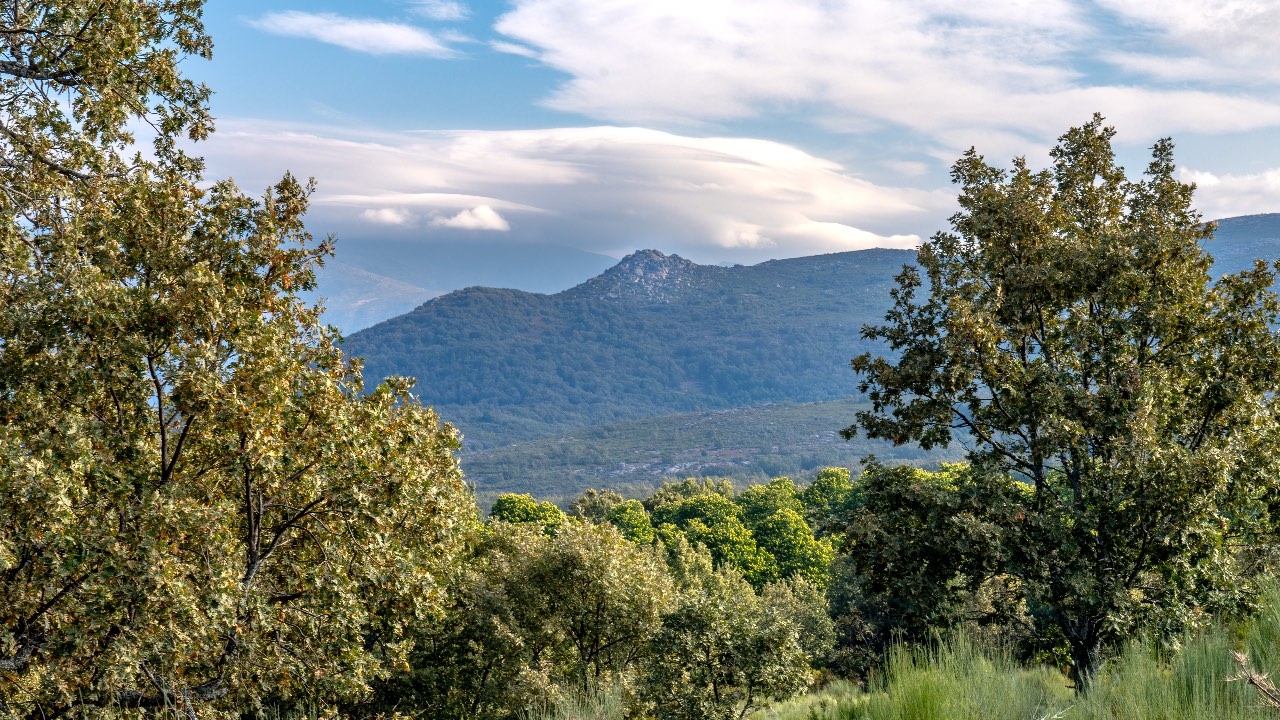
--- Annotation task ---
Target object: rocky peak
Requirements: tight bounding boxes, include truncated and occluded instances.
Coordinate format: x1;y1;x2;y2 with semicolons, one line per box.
564;249;705;303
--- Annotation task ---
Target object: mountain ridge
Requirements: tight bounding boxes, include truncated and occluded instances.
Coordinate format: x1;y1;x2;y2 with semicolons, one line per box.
343;213;1280;499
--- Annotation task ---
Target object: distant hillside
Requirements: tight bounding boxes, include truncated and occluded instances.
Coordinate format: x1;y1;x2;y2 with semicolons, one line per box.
344;248;915;450
461;398;966;507
1209;214;1280;272
304;260;438;335
343;214;1280;497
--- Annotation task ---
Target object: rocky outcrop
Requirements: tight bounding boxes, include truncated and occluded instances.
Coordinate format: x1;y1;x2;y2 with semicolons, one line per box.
564;249;720;303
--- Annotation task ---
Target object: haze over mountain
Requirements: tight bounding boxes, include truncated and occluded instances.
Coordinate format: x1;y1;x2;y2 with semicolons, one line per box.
342;214;1280;501
303;240;616;333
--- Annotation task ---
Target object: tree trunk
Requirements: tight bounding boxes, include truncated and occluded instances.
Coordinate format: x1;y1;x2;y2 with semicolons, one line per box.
1066;618;1102;691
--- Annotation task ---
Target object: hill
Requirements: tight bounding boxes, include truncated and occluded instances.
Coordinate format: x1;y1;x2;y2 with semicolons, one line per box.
344;247;913;450
343;214;1280;498
460;398;967;507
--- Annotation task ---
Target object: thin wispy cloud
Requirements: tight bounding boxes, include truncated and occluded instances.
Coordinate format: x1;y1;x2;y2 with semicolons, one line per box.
411;0;469;21
249;11;454;56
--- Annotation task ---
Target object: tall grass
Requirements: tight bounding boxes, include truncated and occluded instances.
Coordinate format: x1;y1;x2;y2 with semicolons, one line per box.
845;635;1072;720
521;684;629;720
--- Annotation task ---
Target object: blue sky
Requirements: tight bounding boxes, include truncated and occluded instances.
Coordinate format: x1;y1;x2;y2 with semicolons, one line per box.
191;0;1280;266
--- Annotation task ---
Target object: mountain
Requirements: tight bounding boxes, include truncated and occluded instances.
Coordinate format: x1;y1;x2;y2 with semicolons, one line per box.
303;260;438;335
343;247;914;451
342;214;1280;499
1208;214;1280;272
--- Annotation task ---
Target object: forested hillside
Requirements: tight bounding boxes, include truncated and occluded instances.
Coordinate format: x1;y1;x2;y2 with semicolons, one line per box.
345;216;1280;498
344;248;912;448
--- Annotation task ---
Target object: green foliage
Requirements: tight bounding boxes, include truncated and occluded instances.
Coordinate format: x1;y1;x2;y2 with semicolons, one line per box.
491;493;567;534
0;0;212;205
570;488;626;522
737;478;806;528
844;115;1280;683
2;167;476;714
651;486;777;587
373;521;673;719
0;7;478;716
605;500;656;545
761;578;837;665
833;463;1023;650
799;467;856;537
530;522;676;695
752;509;835;590
642;557;813;720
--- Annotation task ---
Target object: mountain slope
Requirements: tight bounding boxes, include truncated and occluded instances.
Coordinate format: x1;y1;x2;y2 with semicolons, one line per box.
460;398;966;506
302;260;438;334
343;213;1280;497
343;248;914;449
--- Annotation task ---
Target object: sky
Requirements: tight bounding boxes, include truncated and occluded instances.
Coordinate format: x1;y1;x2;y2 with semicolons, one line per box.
190;0;1280;267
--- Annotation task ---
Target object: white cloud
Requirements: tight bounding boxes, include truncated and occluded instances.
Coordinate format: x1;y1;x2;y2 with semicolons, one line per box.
361;208;413;225
1178;167;1280;222
1096;2;1280;86
248;11;453;56
199;121;945;262
431;205;512;231
491;0;1280;154
411;0;469;21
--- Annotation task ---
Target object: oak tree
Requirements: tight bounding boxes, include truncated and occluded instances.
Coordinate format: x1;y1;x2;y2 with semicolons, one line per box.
0;2;475;717
845;115;1280;683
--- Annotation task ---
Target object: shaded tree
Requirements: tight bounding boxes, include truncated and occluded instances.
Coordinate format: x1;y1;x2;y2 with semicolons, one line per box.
569;488;625;522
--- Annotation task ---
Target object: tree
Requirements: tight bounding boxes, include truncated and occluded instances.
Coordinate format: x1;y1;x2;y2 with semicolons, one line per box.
569;488;625;522
827;463;1024;673
735;477;804;528
751;508;834;589
0;1;212;203
651;491;776;587
641;546;812;720
606;499;656;544
367;523;559;720
736;478;833;588
531;521;674;694
0;3;476;716
844;115;1280;684
490;492;566;534
374;520;673;719
798;467;855;536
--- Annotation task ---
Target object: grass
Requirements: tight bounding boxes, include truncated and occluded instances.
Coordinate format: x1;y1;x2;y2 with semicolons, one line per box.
844;636;1072;720
522;684;629;720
